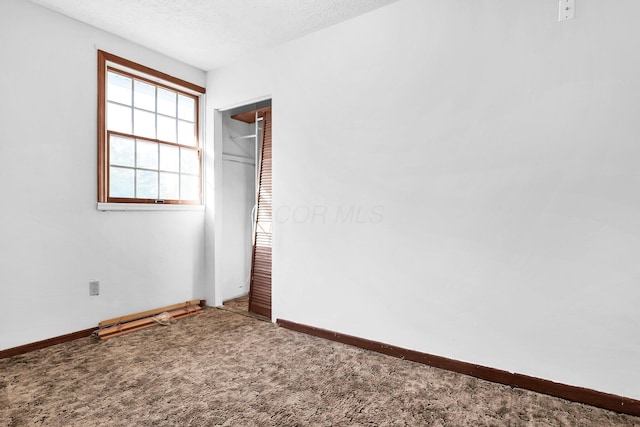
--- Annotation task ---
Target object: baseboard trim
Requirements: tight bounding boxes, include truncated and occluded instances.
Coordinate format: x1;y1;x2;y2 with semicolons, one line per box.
1;300;208;359
0;327;96;359
276;319;640;418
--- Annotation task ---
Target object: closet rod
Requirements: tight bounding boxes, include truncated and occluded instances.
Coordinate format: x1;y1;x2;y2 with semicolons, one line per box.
230;134;256;140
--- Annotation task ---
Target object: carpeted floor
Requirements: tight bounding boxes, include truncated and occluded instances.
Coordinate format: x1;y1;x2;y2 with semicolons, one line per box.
220;294;270;322
1;306;639;426
221;294;250;314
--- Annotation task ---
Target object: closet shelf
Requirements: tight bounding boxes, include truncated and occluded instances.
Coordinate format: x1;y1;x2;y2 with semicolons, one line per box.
222;153;255;165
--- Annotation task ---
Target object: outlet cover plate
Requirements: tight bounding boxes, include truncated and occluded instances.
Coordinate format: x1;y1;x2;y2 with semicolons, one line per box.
559;0;575;21
89;280;100;296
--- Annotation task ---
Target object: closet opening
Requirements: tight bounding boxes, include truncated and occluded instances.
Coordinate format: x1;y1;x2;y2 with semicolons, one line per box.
218;100;272;320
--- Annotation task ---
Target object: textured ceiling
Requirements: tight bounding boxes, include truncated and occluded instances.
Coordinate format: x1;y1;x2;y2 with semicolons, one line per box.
27;0;401;71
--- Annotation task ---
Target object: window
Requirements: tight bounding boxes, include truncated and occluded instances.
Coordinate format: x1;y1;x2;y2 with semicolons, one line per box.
97;50;206;204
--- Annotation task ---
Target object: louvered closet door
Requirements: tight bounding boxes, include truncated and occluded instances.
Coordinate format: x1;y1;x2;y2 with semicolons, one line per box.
249;108;272;318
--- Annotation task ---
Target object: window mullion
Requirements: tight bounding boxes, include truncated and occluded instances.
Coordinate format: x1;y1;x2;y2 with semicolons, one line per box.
155;85;160;200
156;139;161;200
178;145;182;200
176;98;181;201
130;78;135;142
133;138;138;199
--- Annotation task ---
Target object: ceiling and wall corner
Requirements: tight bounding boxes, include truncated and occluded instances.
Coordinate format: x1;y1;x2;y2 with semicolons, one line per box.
25;0;402;70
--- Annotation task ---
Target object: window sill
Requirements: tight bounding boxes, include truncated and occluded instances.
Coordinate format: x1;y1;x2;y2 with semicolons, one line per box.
97;203;205;212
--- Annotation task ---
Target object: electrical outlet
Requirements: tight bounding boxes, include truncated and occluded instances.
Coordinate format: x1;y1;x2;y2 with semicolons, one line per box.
89;280;100;296
559;0;575;21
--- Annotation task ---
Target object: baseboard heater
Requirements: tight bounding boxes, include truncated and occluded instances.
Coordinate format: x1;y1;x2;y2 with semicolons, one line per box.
95;300;202;339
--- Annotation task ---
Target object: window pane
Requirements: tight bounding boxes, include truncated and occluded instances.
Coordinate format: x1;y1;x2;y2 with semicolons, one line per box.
157;88;176;117
110;167;134;198
107;72;132;105
134;80;155;111
101;60;202;205
107;103;132;134
134;109;156;139
180;148;199;174
110;135;135;167
177;120;195;146
160;172;179;200
178;95;195;121
136;170;158;199
159;144;179;172
136;140;158;170
181;174;200;201
157;115;177;143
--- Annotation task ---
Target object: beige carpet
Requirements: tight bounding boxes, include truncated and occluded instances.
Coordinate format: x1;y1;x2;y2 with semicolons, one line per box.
1;306;638;426
222;294;250;313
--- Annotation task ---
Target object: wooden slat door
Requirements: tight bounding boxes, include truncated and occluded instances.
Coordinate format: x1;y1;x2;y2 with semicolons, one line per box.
249;108;272;318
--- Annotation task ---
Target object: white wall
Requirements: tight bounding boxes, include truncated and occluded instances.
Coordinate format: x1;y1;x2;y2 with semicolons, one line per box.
219;114;256;301
207;0;640;399
0;0;207;350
